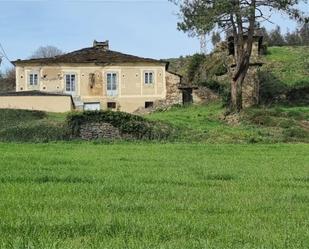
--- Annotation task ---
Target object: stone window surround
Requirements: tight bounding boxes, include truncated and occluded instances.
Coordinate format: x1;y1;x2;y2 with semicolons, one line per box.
27;71;40;86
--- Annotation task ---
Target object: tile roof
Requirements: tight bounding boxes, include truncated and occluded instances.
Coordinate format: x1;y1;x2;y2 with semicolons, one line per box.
12;46;168;66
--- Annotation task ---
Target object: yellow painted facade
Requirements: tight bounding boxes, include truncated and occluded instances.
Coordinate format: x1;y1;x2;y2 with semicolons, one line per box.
15;63;168;113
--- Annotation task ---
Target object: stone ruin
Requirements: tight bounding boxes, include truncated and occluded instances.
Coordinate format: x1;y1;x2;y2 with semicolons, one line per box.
135;36;264;114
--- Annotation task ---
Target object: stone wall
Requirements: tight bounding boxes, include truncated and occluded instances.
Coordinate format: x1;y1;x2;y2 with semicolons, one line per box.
165;71;183;105
229;66;260;108
192;87;220;104
79;122;127;140
134;71;183;114
242;66;260;108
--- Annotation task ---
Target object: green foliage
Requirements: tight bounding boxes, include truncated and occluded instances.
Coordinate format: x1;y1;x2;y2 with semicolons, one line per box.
0;103;308;144
264;46;309;86
262;23;309;47
0;109;68;142
0;109;47;130
67;110;173;140
243;107;309;142
200;80;231;107
0;121;69;142
260;47;309;105
285;84;309;105
259;70;288;104
206;58;228;78
187;53;206;83
260;46;309;105
268;26;286;46
0;142;309;248
285;31;302;46
300;23;309;45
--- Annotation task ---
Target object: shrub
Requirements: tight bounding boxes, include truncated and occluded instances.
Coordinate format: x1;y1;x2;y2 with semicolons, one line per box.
259;71;288;105
0;122;69;142
187;53;207;83
208;61;228;76
283;127;308;140
259;71;309;106
244;108;283;127
286;84;309;105
67;111;173;140
200;80;231;107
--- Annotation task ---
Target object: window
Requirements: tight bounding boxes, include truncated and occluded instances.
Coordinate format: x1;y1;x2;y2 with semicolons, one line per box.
106;73;118;96
28;73;39;86
65;74;76;93
145;101;154;109
107;102;116;109
84;102;100;111
144;71;154;85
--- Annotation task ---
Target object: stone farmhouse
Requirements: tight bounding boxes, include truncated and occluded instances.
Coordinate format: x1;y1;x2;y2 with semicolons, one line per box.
0;41;183;113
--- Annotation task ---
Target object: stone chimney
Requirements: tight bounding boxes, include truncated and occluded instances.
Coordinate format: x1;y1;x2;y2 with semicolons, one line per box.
93;40;109;50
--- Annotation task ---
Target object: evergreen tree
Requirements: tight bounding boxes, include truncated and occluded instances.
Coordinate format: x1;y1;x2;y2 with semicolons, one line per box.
285;29;302;46
269;26;286;46
299;23;309;45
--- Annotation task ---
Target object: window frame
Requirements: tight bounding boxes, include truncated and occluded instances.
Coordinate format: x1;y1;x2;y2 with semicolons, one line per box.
28;72;39;86
64;73;77;94
145;101;154;109
144;71;155;85
106;72;118;96
107;102;117;109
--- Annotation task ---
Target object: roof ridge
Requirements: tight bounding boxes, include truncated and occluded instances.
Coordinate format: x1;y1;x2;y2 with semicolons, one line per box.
12;46;166;65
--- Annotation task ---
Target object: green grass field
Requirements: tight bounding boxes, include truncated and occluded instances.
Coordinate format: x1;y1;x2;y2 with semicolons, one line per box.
265;46;309;86
0;142;309;249
0;103;308;143
147;103;309;143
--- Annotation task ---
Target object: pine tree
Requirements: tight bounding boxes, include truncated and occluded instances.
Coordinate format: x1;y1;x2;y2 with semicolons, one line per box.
172;0;307;112
269;26;286;46
299;23;309;45
285;29;302;46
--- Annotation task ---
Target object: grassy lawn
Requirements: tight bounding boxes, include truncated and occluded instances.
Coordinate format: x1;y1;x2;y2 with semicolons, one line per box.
265;46;309;86
147;103;258;143
0;109;68;142
0;103;308;143
147;103;309;143
0;142;309;249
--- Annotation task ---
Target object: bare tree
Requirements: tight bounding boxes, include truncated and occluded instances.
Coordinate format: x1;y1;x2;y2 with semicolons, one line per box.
0;67;16;92
30;46;63;59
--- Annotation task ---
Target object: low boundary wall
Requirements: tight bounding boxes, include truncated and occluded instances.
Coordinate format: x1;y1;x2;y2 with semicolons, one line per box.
0;95;73;113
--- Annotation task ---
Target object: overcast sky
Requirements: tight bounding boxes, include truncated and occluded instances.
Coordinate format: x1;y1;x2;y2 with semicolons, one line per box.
0;0;308;70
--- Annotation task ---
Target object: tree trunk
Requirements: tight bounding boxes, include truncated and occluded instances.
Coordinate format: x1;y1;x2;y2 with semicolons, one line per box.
229;0;256;113
230;69;246;112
